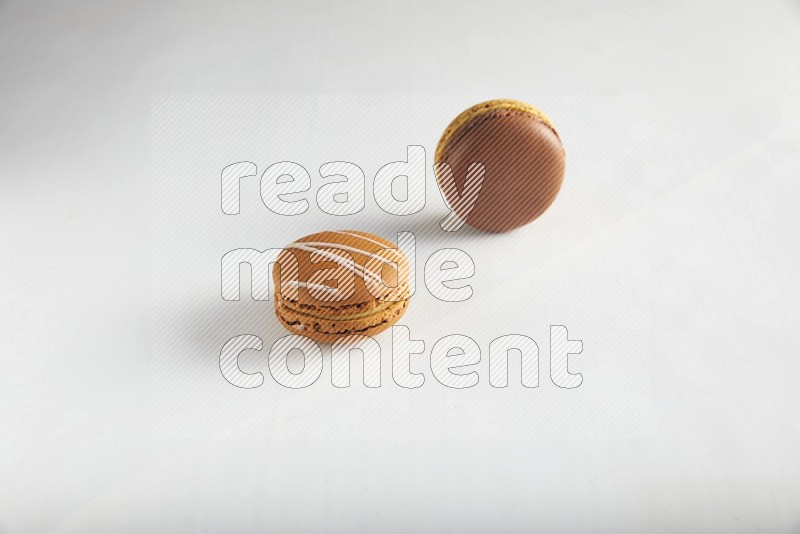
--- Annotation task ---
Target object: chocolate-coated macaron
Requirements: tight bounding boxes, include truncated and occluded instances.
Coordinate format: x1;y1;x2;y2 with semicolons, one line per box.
273;230;411;343
435;99;565;232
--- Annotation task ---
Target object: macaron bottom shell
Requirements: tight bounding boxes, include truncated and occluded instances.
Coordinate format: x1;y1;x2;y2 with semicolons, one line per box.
275;297;410;344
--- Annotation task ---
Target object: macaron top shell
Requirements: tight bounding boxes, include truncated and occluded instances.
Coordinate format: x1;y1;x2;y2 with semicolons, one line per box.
273;230;410;313
435;99;565;233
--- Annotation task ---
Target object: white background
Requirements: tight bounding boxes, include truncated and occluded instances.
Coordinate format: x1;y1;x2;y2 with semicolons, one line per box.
2;1;799;533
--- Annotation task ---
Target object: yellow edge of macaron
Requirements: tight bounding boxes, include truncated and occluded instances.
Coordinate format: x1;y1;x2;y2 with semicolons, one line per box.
435;99;558;163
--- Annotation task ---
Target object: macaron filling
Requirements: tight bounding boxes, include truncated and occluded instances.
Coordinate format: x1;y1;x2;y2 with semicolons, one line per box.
277;299;399;322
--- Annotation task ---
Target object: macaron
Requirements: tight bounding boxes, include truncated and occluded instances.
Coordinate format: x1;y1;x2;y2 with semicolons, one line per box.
434;99;565;233
272;230;411;343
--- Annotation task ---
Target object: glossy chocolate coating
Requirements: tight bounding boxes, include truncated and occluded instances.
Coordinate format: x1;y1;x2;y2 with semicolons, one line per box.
437;110;565;232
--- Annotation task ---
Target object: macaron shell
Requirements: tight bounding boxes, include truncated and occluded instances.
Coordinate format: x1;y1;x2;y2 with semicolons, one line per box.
275;297;409;343
273;230;410;310
435;101;565;233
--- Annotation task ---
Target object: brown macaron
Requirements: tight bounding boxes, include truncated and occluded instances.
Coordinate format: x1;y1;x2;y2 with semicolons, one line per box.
435;99;565;233
272;230;411;343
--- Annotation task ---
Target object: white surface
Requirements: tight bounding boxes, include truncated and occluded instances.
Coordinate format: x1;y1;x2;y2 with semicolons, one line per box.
1;1;800;532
